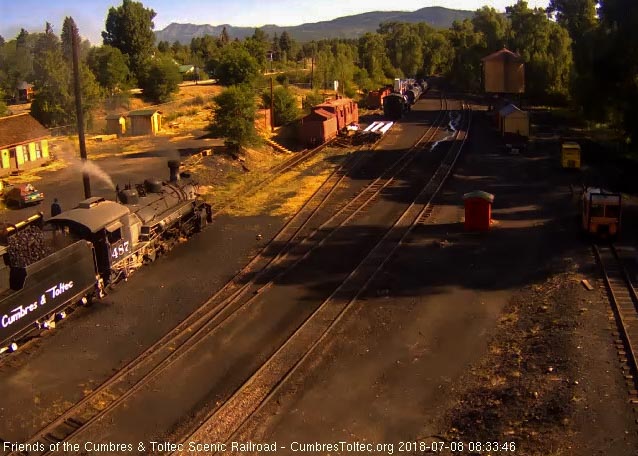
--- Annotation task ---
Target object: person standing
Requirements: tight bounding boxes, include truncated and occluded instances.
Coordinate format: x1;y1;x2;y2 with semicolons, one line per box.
51;198;62;217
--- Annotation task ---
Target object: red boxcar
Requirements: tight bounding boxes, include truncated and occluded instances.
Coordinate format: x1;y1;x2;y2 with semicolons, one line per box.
314;97;359;131
299;109;338;147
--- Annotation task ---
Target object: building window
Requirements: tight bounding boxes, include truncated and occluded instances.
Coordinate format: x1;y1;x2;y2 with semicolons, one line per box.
34;142;42;159
22;148;30;163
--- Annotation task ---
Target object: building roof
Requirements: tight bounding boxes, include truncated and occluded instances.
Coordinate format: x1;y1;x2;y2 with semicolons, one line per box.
0;113;50;149
178;64;195;73
128;109;161;117
49;198;130;233
105;113;126;120
482;48;524;63
16;81;34;90
498;103;527;117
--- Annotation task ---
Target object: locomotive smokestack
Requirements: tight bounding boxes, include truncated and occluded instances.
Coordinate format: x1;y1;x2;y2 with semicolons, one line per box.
168;160;181;182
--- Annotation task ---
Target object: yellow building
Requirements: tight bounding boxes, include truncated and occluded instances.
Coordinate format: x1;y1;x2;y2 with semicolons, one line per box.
498;104;530;137
0;113;51;176
128;109;162;136
482;48;525;94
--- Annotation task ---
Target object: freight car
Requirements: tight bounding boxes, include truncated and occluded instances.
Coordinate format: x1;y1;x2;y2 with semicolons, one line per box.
383;93;407;120
405;84;423;106
0;161;212;354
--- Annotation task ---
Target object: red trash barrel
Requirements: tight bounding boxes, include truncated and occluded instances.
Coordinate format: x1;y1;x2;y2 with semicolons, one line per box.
463;191;494;231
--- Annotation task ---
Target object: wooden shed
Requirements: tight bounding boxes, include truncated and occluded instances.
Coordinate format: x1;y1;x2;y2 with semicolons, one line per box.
299;109;338;147
105;114;126;136
128;109;162;136
499;104;529;137
482;48;525;94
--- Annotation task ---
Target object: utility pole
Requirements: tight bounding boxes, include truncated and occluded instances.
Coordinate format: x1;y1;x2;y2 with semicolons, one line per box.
270;76;274;132
71;19;91;199
310;56;314;90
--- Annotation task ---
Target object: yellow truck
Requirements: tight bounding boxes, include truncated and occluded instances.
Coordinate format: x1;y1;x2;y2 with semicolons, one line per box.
561;141;581;169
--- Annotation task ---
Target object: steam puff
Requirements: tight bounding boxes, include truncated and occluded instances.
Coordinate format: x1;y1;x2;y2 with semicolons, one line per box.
54;142;115;190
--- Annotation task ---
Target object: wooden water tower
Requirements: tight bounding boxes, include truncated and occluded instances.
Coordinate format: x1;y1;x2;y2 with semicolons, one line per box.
481;47;525;94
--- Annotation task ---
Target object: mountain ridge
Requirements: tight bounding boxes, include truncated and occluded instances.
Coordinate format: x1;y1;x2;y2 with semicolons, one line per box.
155;6;475;44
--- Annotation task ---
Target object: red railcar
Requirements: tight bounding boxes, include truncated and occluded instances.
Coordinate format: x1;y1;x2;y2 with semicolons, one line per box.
299;97;359;146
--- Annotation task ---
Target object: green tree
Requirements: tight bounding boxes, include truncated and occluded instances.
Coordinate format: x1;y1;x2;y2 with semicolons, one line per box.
472;6;510;52
209;85;258;147
596;0;638;141
0;89;7;116
138;55;180;102
31;47;101;127
214;44;260;86
302;90;324;112
421;31;453;76
33;23;60;84
261;85;299;126
548;0;597;41
157;40;170;53
507;0;573;100
87;45;130;93
220;27;230;45
358;33;390;84
61;17;76;62
102;0;156;80
447;19;487;91
279;31;293;62
14;29;33;85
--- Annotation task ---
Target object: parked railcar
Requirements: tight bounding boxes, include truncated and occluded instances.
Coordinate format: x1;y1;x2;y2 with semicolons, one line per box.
383;93;407;120
405;85;423;106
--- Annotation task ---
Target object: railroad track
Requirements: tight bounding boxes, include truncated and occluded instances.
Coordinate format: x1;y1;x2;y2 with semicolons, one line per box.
5;94;450;456
174;102;472;454
211;139;336;215
594;244;638;400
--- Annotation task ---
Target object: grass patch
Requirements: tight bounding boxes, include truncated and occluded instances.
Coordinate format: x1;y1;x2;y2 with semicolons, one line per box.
210;147;348;217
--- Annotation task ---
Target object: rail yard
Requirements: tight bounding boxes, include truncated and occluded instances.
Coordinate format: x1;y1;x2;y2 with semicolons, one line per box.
0;84;637;456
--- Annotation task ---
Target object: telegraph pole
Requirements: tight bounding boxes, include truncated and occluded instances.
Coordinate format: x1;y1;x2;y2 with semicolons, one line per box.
310;56;314;90
71;19;91;199
270;76;274;132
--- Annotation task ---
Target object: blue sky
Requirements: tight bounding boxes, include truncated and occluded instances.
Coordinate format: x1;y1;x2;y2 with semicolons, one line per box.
0;0;550;44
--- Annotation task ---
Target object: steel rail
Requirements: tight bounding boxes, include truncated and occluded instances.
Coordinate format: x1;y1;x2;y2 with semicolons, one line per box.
174;102;472;453
593;244;638;385
9;94;448;456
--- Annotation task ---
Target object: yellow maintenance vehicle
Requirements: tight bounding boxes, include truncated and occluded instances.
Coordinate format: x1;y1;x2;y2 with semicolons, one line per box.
561;141;581;169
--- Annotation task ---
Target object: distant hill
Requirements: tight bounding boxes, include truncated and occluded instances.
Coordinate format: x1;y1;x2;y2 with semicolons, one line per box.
155;7;475;44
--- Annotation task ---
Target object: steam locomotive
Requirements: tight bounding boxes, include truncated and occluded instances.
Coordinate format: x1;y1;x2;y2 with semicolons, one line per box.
0;160;212;354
